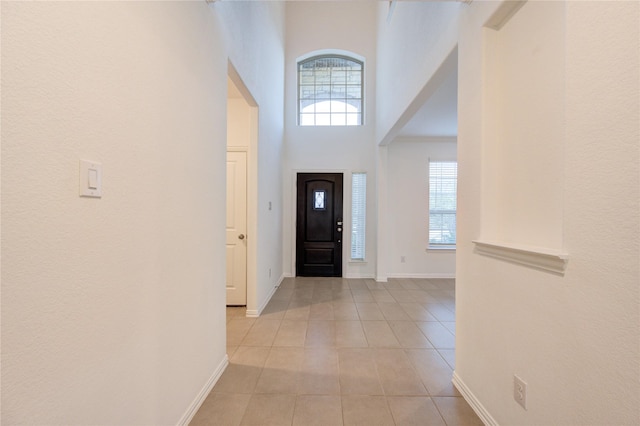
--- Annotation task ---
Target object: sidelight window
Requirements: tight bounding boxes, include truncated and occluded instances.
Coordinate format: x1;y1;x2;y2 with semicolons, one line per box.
429;162;457;248
351;172;366;260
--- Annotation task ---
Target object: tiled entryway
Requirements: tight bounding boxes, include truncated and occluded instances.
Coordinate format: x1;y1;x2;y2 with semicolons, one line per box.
190;277;482;425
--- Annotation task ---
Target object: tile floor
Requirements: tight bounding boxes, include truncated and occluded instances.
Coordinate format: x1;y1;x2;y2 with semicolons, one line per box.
190;277;482;426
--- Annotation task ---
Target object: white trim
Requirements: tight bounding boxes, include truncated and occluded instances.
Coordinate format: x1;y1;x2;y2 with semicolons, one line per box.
177;355;229;426
452;371;499;426
484;0;527;31
394;136;457;144
345;273;375;279
226;146;248;152
472;240;569;275
227;61;259;320
427;247;456;252
246;274;284;317
296;49;366;66
387;273;456;279
375;275;388;283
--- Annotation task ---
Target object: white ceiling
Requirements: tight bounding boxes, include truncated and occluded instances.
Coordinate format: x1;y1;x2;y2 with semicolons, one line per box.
396;67;458;138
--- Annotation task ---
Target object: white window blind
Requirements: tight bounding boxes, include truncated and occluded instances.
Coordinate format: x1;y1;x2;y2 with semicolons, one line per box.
429;162;457;247
351;172;367;260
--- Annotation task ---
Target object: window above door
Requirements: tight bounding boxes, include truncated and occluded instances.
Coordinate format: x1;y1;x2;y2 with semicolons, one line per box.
298;55;363;126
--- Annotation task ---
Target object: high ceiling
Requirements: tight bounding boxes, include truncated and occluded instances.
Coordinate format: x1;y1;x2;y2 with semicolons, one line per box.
396;67;458;138
228;64;458;138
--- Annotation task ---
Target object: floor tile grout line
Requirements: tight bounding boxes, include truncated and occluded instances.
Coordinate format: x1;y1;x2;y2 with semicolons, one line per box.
211;278;467;426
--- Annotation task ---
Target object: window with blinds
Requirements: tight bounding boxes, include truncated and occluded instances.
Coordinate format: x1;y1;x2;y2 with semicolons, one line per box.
298;55;363;126
429;162;457;248
351;172;367;260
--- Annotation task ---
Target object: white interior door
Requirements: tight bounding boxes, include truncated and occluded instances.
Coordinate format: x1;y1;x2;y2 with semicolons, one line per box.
226;150;247;306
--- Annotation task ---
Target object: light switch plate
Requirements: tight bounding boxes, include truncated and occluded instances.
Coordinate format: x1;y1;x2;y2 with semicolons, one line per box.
80;160;102;198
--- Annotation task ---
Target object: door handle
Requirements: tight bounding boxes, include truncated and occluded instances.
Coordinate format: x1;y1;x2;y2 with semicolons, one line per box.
238;234;245;240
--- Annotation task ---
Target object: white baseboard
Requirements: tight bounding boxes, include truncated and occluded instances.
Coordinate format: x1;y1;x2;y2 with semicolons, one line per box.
345;273;375;279
246;274;285;318
387;273;456;279
452;371;498;426
178;354;229;426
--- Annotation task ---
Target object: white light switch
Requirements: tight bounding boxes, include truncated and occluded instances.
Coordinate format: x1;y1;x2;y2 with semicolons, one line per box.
88;169;98;189
80;160;102;198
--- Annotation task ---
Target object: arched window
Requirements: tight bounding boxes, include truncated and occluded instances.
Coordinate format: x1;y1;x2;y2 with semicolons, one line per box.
298;55;363;126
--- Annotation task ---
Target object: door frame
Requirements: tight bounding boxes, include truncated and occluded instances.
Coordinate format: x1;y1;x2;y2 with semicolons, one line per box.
227;62;259;315
289;169;349;278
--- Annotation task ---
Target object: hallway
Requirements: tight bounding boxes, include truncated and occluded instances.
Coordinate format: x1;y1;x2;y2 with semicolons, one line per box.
191;278;482;425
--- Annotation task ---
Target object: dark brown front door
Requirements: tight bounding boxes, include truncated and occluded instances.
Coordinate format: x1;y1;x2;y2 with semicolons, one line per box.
296;173;343;277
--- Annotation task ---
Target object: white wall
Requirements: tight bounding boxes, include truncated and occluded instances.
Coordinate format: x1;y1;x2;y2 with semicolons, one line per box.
387;138;456;278
375;1;461;145
1;1;285;424
283;1;378;279
227;98;252;148
1;2;226;424
481;0;564;248
374;1;461;281
456;1;640;424
218;1;286;314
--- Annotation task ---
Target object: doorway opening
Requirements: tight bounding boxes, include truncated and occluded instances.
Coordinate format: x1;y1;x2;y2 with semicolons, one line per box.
226;64;258;312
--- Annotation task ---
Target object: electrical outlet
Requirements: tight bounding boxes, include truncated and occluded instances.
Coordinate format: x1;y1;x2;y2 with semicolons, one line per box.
513;375;527;410
269;268;272;278
401;256;406;263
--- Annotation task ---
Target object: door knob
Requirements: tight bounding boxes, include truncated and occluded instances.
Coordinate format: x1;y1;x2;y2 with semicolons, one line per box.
238;234;245;240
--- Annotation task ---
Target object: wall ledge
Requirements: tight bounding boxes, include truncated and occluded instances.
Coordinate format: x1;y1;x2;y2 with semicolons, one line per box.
452;371;499;426
472;240;569;275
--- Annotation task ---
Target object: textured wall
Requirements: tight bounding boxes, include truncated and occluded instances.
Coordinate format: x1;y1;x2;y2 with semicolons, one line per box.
482;0;565;249
2;1;287;421
456;1;639;424
1;1;260;423
387;138;457;278
218;1;286;312
283;1;378;278
227;99;252;148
